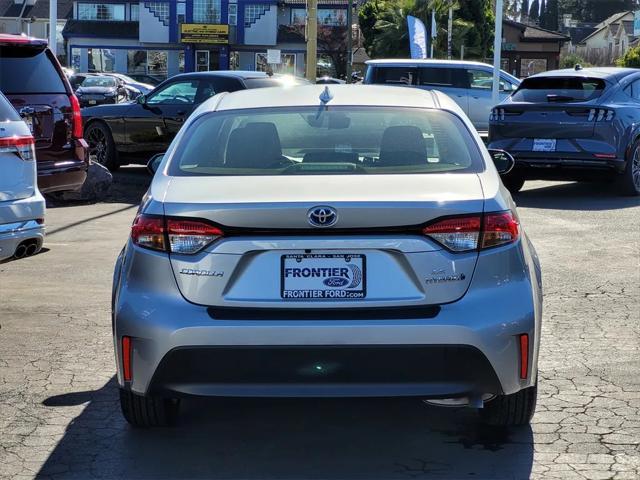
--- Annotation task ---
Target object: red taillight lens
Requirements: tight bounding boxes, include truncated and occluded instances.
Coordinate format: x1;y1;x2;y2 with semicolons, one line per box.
131;214;166;251
131;215;223;254
481;211;519;249
519;334;529;379
0;135;35;161
423;215;482;252
166;219;223;254
122;336;132;382
424;211;519;252
69;94;83;139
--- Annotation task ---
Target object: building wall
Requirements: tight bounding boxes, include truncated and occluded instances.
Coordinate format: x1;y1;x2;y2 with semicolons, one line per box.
139;2;170;43
243;4;277;46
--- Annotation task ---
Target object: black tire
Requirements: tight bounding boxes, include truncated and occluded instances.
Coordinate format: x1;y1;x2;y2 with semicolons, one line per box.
119;388;180;427
616;139;640;196
480;384;537;427
501;172;526;195
85;121;119;171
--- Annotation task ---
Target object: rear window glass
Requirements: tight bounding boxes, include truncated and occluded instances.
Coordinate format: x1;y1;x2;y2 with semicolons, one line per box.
0;93;19;121
0;46;66;94
168;106;481;177
419;67;466;88
370;67;417;85
511;76;606;102
243;77;308;89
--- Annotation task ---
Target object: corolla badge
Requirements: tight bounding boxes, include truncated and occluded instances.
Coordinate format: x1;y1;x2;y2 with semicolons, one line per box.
425;273;466;285
307;206;338;227
179;268;224;277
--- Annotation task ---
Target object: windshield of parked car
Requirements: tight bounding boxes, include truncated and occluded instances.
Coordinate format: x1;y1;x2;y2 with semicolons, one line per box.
81;76;117;88
168;107;481;176
0;46;66;94
511;76;606;102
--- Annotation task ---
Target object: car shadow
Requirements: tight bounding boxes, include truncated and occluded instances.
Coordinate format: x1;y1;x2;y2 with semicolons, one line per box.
514;181;640;210
37;378;533;479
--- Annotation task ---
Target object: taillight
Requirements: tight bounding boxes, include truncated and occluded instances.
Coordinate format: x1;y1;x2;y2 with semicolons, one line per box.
69;94;83;139
131;214;223;254
423;211;519;252
519;333;529;379
122;336;132;382
0;135;35;161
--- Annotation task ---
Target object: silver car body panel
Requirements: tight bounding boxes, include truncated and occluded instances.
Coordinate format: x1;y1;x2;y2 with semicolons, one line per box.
112;85;542;400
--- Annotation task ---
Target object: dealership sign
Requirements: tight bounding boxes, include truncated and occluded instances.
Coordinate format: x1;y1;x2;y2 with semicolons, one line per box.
180;24;229;44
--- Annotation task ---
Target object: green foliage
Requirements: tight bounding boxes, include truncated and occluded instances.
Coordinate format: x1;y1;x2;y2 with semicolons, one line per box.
559;0;636;24
616;46;640;68
529;0;540;22
560;52;590;68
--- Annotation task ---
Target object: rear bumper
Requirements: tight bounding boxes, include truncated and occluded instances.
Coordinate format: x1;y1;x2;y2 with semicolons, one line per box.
0;193;46;261
37;141;88;194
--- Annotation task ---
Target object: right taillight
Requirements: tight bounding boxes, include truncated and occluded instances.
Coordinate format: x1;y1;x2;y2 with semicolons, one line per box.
0;135;35;161
423;210;519;252
131;214;223;254
69;94;83;139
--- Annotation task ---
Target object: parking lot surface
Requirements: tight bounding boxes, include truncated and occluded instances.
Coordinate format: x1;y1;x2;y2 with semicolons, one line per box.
1;170;639;480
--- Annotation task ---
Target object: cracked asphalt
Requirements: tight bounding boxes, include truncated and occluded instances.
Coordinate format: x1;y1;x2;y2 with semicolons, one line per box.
1;170;639;479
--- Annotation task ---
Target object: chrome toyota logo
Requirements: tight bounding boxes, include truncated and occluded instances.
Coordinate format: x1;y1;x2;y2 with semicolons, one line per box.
307;206;338;227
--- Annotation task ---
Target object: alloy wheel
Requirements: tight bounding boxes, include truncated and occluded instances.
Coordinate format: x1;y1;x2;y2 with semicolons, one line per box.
87;126;107;166
633;146;640;191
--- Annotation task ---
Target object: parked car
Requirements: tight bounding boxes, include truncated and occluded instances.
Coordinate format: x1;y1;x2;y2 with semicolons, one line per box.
75;75;130;107
316;76;345;84
82;71;308;170
0;34;88;194
489;66;640;196
128;73;164;86
103;73;154;95
364;59;520;132
112;85;542;428
0;91;45;261
68;72;95;91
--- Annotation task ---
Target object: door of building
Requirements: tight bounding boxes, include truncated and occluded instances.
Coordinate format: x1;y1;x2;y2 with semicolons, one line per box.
195;50;219;71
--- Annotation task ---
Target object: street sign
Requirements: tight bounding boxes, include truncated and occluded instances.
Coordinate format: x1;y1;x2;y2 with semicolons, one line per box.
180;24;229;44
267;49;281;64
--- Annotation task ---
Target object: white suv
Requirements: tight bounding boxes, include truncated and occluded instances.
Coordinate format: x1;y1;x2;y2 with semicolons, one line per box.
0;92;45;261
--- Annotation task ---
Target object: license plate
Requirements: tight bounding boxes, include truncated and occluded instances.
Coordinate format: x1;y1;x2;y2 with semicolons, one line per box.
281;254;366;300
89;100;97;105
533;138;556;152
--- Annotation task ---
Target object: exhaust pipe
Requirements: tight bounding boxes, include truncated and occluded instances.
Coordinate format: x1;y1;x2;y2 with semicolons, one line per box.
14;244;27;259
25;243;38;256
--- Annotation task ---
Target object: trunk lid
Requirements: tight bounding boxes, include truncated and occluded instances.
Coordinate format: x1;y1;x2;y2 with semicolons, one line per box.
163;174;485;309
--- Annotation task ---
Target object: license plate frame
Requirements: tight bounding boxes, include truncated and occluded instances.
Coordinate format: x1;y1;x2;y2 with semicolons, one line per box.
532;138;556;152
280;253;366;301
89;100;97;105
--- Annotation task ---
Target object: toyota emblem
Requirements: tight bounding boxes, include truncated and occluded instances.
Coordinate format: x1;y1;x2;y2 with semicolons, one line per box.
307;206;338;227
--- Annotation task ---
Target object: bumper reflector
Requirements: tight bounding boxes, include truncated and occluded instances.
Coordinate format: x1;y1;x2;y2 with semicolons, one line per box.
519;334;529;379
122;336;132;382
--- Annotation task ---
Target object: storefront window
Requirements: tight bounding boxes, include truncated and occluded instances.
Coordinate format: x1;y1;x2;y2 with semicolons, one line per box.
179;51;185;73
229;51;240;70
520;58;547;77
148;50;168;77
127;50;147;74
71;48;81;71
256;52;296;76
77;3;126;21
130;4;139;21
127;50;168;78
193;0;221;23
88;48;116;72
291;8;346;26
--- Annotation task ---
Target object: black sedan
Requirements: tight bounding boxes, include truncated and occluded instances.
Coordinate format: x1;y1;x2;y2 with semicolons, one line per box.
488;66;640;196
82;71;308;170
75;75;130;107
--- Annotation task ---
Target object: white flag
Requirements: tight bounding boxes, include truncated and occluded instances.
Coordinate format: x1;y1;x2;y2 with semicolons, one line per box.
431;10;437;38
407;15;427;59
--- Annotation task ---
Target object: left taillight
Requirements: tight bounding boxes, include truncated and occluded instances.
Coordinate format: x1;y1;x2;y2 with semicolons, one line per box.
423;210;519;252
0;135;35;161
69;94;83;139
131;214;223;254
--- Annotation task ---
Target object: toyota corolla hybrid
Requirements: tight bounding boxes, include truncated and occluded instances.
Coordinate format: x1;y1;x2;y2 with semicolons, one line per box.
112;85;542;428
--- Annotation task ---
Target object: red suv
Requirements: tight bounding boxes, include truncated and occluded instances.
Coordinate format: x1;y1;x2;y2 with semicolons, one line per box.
0;34;88;193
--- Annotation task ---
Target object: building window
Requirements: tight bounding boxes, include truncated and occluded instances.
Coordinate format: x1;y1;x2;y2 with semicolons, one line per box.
256;52;296;76
88;48;116;72
146;2;170;26
193;0;221;24
520;58;547;78
291;8;346;26
71;48;82;70
228;3;237;26
77;3;126;21
229;51;240;70
127;50;168;79
130;3;139;21
245;4;268;27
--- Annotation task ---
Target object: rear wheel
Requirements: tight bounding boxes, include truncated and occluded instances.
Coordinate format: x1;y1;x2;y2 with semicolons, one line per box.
616;140;640;196
86;122;119;171
501;172;525;195
119;388;180;427
480;384;537;427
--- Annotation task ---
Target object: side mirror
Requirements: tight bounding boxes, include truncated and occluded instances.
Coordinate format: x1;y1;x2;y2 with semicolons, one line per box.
147;153;164;175
488;149;515;175
137;94;147;105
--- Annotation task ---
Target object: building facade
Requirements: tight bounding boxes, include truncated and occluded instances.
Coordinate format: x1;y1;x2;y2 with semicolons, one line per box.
62;0;349;79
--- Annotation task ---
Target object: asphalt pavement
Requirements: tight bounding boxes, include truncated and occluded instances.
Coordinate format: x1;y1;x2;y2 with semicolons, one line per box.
1;169;639;479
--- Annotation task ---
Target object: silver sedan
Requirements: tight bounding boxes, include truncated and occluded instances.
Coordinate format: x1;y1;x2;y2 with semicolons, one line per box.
112;85;542;428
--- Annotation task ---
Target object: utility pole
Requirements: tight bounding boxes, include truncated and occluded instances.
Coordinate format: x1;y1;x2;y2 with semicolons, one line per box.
49;0;57;55
447;6;452;60
346;0;352;83
305;0;317;82
492;0;504;104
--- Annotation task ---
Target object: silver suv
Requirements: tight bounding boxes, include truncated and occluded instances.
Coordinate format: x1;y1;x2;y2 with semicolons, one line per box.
0;92;45;261
364;59;520;132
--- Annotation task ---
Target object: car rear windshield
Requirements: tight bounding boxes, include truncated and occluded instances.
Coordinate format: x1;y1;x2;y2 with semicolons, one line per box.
0;93;19;121
0;46;66;94
511;76;606;103
82;76;116;87
168;106;481;176
243;77;309;89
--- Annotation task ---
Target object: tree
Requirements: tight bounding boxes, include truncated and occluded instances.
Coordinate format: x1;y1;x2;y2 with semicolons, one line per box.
545;0;559;31
617;45;640;68
529;0;540;23
539;0;547;27
521;0;530;22
559;0;636;24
